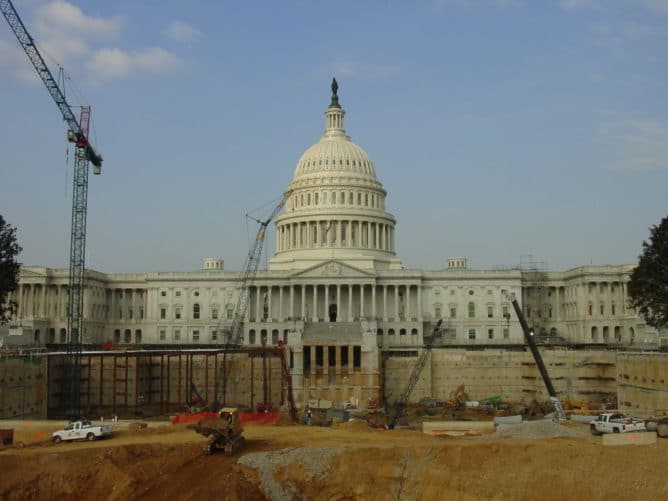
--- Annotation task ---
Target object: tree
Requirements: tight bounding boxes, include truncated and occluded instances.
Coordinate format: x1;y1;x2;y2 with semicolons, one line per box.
0;215;22;323
628;215;668;330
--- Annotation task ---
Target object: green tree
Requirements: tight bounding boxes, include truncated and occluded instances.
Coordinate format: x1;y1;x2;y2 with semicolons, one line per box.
628;215;668;330
0;215;22;323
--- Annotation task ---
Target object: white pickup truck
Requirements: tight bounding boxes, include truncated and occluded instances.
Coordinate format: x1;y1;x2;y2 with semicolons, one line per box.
52;420;113;443
590;413;646;435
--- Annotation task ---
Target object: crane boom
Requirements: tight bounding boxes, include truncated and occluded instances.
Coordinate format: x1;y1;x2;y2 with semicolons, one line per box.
2;0;103;420
388;319;443;429
0;0;102;170
504;291;565;420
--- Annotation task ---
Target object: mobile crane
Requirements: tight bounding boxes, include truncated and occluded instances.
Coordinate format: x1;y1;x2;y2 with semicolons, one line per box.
503;290;565;420
388;319;443;429
216;191;292;405
1;0;103;420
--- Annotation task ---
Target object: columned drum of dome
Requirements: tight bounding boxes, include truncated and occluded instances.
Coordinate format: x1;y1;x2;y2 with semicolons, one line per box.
269;80;402;272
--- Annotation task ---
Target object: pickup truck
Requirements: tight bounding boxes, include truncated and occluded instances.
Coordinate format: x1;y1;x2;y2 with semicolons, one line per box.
52;420;113;443
590;413;646;435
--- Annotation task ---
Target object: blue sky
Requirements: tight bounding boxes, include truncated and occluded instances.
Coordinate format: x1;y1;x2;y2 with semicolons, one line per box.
1;0;667;273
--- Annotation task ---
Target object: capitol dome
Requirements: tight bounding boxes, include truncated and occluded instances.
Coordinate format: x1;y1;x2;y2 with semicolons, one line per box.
269;79;401;272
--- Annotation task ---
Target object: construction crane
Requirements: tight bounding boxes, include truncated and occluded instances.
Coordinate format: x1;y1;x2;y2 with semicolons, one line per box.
503;290;565;420
388;319;443;429
217;191;292;405
2;0;103;420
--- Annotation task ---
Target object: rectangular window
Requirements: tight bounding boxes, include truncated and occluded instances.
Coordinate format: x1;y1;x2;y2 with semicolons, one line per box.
502;305;509;318
600;304;604;315
487;306;493;318
174;329;181;341
488;328;494;339
589;304;593;315
175;307;181;320
175;291;181;297
612;304;616;315
434;307;441;318
192;330;200;342
129;308;133;319
211;329;218;341
139;308;144;319
227;309;233;320
161;291;166;297
450;307;456;318
159;329;166;341
160;307;166;320
503;328;509;339
468;329;476;340
211;307;218;320
549;307;553;318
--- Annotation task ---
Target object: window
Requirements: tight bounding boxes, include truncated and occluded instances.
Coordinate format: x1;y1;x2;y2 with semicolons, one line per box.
503;328;510;339
502;305;509;319
487;305;493;318
211;329;218;341
612;303;616;315
400;328;407;336
435;307;441;318
488;328;494;340
600;304;604;315
468;302;475;318
211;307;218;320
227;308;233;320
388;328;395;336
159;329;166;341
175;306;182;320
450;307;456;318
175;291;181;297
549;307;553;318
468;329;476;340
193;303;200;319
192;330;200;342
194;291;199;297
174;329;181;341
160;307;166;320
161;291;166;297
588;304;593;315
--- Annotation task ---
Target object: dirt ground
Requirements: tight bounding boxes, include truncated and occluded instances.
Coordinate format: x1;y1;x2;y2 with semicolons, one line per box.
1;418;667;500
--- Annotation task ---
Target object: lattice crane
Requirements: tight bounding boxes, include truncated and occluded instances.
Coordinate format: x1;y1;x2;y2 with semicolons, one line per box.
2;0;103;420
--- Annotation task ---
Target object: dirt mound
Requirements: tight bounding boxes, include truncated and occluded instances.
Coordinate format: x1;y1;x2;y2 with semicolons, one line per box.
2;421;667;500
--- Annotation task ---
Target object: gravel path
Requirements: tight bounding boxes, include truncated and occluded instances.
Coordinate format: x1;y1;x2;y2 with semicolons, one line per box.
238;447;338;500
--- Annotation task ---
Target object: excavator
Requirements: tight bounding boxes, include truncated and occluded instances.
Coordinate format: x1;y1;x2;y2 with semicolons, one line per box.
190;407;245;455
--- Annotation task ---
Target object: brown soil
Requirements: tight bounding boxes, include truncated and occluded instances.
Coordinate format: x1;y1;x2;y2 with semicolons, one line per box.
1;419;667;500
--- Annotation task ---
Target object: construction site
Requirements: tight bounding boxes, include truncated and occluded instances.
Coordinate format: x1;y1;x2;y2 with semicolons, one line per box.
2;1;668;498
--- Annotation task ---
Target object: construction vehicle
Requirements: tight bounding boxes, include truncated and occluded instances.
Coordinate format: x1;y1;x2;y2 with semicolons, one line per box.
504;291;566;420
277;340;298;423
387;319;443;429
190;407;245;455
1;0;103;420
449;384;469;409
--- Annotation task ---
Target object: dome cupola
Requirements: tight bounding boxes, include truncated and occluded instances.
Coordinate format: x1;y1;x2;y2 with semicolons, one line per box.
269;79;401;272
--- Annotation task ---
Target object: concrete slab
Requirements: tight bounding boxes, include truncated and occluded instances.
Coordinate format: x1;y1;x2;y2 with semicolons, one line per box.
602;431;657;446
423;420;495;435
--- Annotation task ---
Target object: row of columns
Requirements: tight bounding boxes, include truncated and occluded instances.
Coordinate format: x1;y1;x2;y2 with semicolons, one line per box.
249;283;421;322
277;219;394;253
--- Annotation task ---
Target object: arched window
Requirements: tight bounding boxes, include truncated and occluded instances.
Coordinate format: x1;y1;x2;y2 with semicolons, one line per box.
315;192;319;205
468;302;475;318
411;328;418;336
193;303;200;319
400;328;406;336
249;329;256;345
388;328;395;336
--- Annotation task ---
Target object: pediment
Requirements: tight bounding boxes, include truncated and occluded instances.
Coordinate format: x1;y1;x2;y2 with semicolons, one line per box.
289;260;376;279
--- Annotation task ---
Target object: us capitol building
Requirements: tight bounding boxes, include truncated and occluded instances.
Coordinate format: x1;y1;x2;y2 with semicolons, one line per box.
4;81;659;357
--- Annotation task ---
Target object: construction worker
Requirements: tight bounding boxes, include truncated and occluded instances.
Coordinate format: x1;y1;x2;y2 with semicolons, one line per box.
306;408;312;426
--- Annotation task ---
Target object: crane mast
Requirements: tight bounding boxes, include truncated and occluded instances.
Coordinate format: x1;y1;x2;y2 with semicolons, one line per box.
1;0;103;420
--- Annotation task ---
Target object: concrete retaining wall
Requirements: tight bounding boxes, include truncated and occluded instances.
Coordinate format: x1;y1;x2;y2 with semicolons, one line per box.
617;352;668;418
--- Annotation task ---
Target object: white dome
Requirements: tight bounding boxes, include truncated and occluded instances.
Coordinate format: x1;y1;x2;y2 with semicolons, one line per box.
269;79;401;272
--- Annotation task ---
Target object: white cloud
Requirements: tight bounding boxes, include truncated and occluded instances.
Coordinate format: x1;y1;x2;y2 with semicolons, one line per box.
166;21;202;43
599;117;668;170
87;47;184;80
34;1;121;40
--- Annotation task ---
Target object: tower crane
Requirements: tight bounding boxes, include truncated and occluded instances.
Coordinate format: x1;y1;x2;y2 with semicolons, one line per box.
2;0;103;420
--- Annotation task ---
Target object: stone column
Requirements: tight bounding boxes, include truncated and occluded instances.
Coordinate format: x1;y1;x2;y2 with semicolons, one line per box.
336;285;341;321
325;285;330;320
394;286;399;321
41;285;47;317
372;286;376;319
323;344;329;379
417;285;422;321
405;285;410;319
360;284;365;320
383;286;388;321
255;286;261;321
267;285;273;320
313;284;318;321
279;286;284;321
301;285;306;319
110;288;116;322
310;345;316;377
348;285;353;321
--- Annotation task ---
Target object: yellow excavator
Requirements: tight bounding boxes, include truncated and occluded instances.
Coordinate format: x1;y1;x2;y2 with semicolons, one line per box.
190;407;245;455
